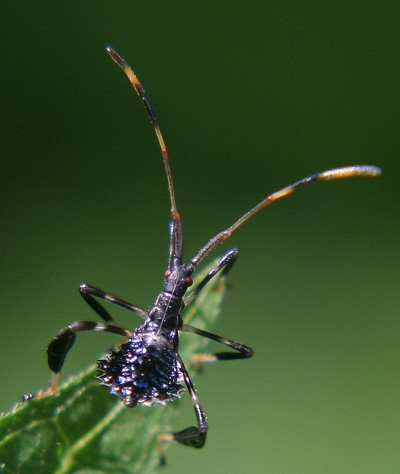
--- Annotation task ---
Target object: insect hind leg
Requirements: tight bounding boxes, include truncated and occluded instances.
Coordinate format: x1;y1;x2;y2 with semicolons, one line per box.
47;321;130;391
157;355;207;464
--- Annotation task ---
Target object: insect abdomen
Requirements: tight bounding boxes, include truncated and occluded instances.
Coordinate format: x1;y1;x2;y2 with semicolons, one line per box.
97;332;185;407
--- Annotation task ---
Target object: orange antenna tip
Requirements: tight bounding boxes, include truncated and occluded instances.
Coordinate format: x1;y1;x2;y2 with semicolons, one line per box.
319;165;382;181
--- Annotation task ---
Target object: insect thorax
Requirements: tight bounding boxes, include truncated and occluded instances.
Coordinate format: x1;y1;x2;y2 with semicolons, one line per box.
97;330;185;407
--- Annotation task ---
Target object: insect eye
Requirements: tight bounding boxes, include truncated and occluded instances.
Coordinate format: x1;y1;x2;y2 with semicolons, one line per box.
164;270;171;278
186;277;193;287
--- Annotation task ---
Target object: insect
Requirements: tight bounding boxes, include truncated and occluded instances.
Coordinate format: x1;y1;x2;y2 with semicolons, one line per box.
46;46;381;453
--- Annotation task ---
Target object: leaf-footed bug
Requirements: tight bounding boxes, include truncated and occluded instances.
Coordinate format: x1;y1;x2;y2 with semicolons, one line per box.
45;46;381;457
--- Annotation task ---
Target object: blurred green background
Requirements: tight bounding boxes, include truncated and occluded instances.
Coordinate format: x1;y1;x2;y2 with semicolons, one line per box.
1;2;399;473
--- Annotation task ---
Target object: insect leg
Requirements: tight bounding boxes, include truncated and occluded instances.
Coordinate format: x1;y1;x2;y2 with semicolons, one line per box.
47;321;130;390
184;248;239;307
80;283;147;321
158;354;207;458
181;325;253;365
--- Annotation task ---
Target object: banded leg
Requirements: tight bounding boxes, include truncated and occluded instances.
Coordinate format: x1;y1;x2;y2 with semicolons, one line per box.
182;324;253;365
184;248;238;308
47;321;130;390
80;283;147;321
158;354;207;462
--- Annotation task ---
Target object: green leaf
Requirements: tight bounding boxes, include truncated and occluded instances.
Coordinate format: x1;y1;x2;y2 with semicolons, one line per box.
0;261;227;474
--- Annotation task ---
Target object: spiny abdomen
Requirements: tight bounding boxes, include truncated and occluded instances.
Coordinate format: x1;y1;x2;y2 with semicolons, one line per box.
97;332;185;407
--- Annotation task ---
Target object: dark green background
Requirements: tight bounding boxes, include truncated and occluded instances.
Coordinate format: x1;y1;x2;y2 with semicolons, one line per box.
1;2;399;473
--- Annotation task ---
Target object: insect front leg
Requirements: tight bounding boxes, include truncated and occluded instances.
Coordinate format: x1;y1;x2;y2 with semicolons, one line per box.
47;321;130;391
80;283;147;320
184;248;239;307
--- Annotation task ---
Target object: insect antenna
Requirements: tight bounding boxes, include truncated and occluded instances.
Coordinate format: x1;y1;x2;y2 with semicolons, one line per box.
191;165;381;267
106;47;183;267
